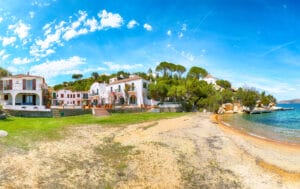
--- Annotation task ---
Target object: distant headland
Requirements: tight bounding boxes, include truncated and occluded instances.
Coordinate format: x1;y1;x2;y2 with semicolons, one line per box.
279;99;300;104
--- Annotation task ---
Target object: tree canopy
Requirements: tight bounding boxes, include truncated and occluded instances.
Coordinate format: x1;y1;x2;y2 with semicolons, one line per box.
72;74;83;80
50;63;276;112
0;67;11;77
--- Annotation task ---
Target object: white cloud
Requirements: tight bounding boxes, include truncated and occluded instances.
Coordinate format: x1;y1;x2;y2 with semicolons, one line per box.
127;20;138;29
30;56;86;79
29;11;35;19
31;0;55;7
0;17;3;23
181;51;195;62
1;36;17;46
143;23;152;31
2;54;10;60
8;21;31;39
178;32;183;38
13;57;32;65
31;9;123;59
85;17;98;32
104;61;143;71
7;66;18;73
0;50;10;61
63;27;88;41
0;50;5;56
181;24;187;31
43;23;51;30
167;30;172;36
98;10;123;28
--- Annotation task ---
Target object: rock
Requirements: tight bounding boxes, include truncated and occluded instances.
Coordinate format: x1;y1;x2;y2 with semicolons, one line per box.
0;130;8;137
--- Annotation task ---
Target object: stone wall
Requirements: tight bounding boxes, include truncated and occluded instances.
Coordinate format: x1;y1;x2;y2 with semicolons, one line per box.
6;110;53;117
56;109;92;117
5;109;92;118
107;108;147;113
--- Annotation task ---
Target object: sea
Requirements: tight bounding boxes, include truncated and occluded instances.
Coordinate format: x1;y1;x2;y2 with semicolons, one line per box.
222;104;300;144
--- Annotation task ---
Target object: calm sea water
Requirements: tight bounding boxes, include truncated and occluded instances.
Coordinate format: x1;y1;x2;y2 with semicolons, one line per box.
222;104;300;144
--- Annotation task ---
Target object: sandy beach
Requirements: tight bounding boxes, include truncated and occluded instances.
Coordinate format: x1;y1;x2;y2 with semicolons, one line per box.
0;113;300;188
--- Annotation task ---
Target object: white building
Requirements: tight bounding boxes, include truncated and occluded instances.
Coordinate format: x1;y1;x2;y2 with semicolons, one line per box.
52;89;89;107
89;75;156;107
0;74;48;110
203;74;218;85
89;82;109;105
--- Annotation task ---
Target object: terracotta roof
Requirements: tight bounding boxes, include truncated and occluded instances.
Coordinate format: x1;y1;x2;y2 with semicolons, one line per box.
204;74;216;79
5;74;44;79
108;76;144;85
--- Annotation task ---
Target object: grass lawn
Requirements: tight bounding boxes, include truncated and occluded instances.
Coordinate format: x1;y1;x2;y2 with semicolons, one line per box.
0;112;186;148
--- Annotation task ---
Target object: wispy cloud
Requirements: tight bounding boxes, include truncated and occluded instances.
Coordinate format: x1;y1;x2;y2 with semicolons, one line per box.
104;61;143;71
31;0;56;7
29;11;35;19
0;50;10;60
0;36;17;46
167;30;172;36
262;40;296;56
12;57;33;65
30;56;86;79
192;9;214;32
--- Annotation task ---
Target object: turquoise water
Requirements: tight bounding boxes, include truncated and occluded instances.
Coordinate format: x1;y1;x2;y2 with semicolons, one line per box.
222;104;300;144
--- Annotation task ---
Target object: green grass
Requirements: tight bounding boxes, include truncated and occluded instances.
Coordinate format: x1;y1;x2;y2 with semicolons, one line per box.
0;112;186;148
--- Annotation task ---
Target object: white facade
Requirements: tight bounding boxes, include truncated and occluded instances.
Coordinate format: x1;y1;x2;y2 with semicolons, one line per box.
89;82;109;105
52;89;89;107
89;75;156;107
0;74;48;111
203;74;217;85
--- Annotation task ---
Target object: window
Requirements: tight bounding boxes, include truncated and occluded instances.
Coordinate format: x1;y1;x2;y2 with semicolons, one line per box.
110;87;113;92
77;94;80;98
73;94;75;98
143;82;147;89
67;94;69;98
4;95;8;100
4;80;12;90
53;93;57;99
26;80;33;90
61;94;64;98
97;89;99;95
83;93;88;99
118;85;121;92
131;83;135;91
26;96;33;104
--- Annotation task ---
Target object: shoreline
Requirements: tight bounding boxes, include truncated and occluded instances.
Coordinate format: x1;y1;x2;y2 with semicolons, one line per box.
1;113;300;188
212;114;300;180
212;114;300;150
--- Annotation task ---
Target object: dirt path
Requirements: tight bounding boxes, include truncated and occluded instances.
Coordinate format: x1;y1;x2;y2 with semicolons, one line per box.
0;113;299;188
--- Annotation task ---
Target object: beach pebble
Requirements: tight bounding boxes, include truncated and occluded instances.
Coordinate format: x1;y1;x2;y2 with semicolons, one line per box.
0;130;8;137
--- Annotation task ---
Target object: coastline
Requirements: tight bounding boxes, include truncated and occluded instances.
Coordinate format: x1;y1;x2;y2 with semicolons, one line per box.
1;113;300;188
213;114;300;149
212;114;300;180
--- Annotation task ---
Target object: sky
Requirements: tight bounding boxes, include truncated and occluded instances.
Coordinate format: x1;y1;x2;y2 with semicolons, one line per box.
0;0;299;100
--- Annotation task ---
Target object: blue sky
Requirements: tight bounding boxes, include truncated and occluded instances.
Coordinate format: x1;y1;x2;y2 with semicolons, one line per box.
0;0;299;100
